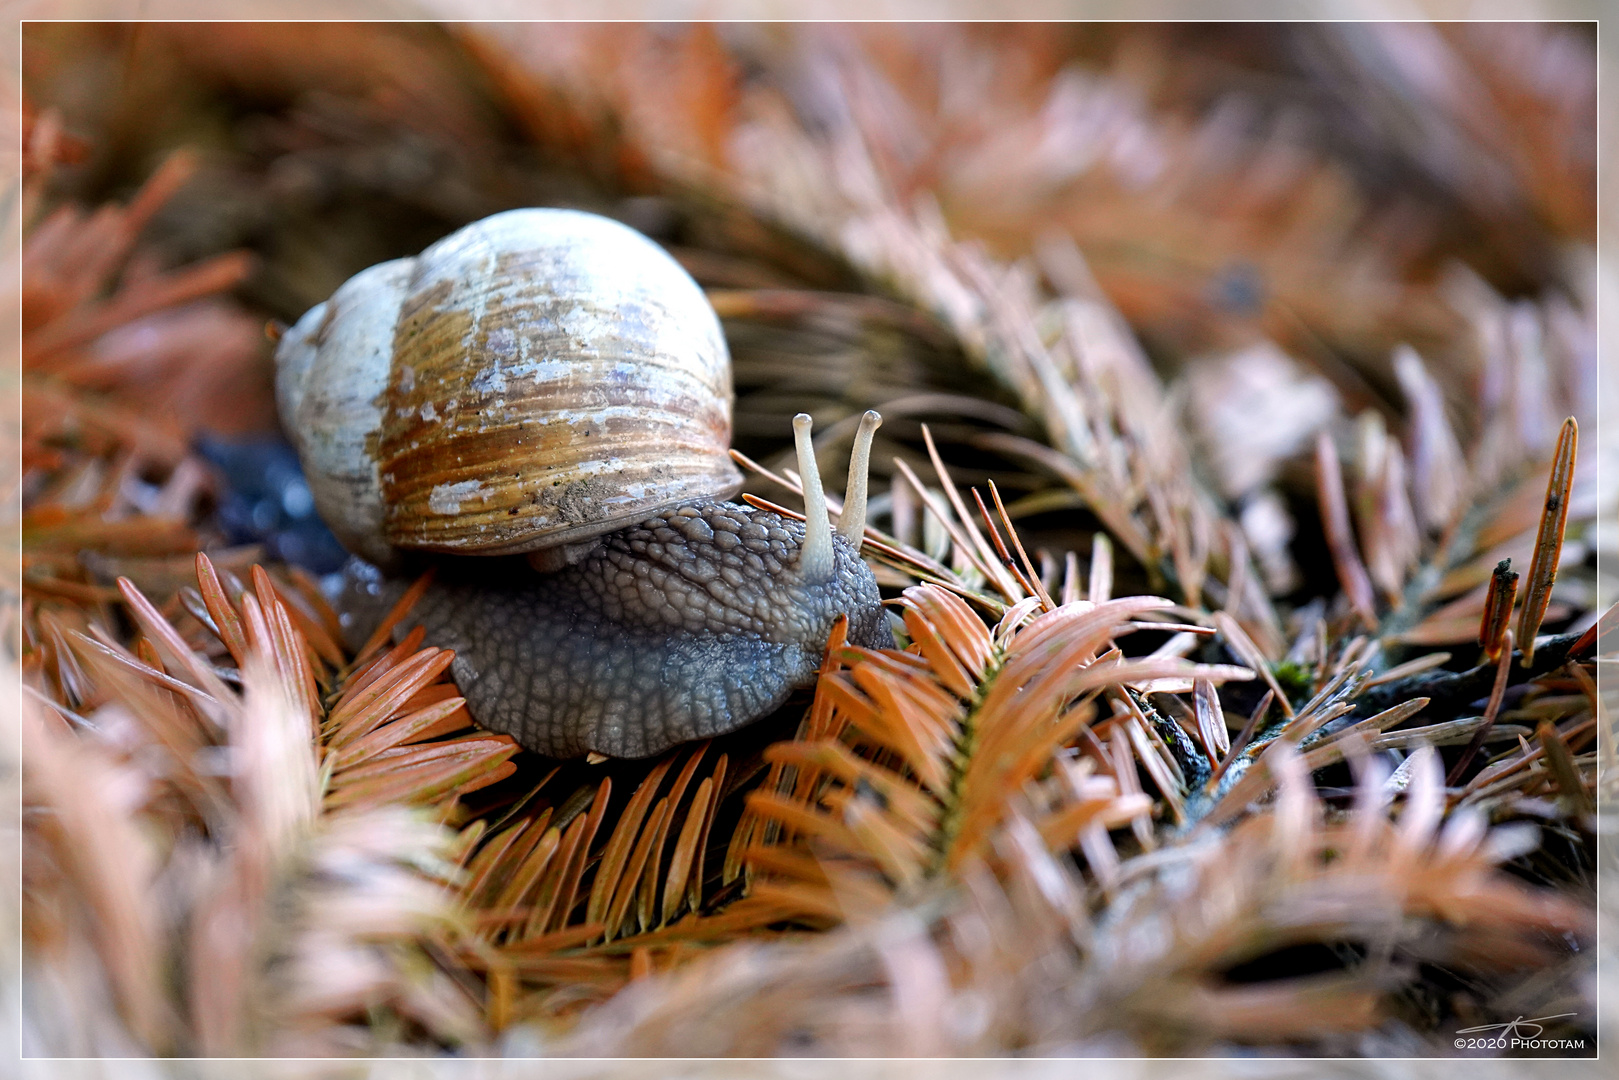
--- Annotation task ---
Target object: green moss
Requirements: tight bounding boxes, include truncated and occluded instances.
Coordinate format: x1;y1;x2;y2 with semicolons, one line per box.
1270;659;1313;703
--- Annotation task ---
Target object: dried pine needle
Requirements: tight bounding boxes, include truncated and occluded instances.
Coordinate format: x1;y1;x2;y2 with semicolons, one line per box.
1517;417;1577;665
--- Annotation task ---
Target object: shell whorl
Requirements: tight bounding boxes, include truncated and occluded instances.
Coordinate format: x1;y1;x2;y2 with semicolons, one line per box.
277;258;412;566
275;208;743;562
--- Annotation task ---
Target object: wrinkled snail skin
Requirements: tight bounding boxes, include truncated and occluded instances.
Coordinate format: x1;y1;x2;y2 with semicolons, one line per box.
286;207;893;759
341;500;892;759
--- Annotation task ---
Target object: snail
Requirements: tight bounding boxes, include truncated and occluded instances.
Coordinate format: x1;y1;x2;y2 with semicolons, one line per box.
275;207;893;759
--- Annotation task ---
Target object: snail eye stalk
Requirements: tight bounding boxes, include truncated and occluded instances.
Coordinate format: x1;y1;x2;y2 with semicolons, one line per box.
837;410;882;553
793;413;834;584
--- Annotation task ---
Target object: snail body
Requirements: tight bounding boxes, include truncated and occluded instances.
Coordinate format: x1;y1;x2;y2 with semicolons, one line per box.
343;498;886;758
278;208;892;759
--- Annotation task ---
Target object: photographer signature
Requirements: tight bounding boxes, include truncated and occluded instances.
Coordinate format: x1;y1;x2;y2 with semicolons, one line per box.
1455;1013;1577;1038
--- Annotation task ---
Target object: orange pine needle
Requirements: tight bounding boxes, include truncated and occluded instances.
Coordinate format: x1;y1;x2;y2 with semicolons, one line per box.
588;758;674;927
325;648;456;748
551;779;612;935
195;553;249;667
662;778;713;925
604;798;670;940
527;812;593;939
329;696;470;771
1517;417;1577;664
353;570;437;668
689;753;726;913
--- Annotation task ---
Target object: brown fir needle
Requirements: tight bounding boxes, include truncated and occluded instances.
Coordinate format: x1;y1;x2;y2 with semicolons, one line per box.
1205;688;1273;793
352;568;437;669
1478;558;1518;663
987;480;1055;611
1193;677;1230;759
1537;719;1594;816
1446;628;1514;786
1517;417;1577;666
1089;533;1113;604
1315;432;1378;630
970;486;1038;599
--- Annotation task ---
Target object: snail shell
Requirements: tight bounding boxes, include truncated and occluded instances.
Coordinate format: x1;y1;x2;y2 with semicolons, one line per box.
275;208;742;566
278;207;896;759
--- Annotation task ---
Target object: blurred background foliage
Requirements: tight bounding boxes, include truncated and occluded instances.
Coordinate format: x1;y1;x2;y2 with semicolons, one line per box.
15;20;1608;589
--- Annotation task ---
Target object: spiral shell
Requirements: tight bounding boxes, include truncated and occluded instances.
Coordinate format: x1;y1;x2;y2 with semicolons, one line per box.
276;208;742;564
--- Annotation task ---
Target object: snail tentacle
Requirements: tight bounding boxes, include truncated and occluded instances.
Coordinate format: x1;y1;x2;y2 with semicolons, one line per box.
837;409;882;552
793;413;834;584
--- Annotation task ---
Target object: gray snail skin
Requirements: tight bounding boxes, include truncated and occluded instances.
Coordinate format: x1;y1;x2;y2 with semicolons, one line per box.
278;208;893;758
